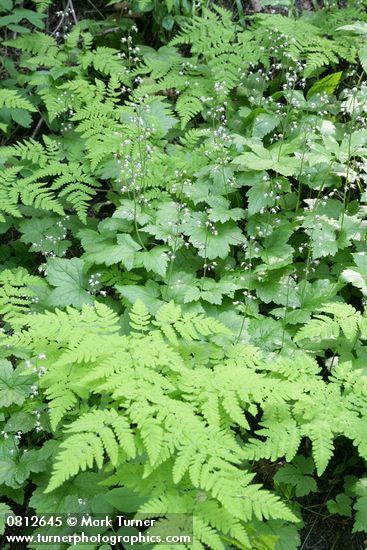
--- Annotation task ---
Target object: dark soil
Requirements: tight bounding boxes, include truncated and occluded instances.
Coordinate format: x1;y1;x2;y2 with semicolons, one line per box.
300;510;367;549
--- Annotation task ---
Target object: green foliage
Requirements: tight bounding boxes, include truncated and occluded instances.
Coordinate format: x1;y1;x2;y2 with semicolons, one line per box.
3;298;367;544
274;457;317;497
1;1;367;548
0;0;46;34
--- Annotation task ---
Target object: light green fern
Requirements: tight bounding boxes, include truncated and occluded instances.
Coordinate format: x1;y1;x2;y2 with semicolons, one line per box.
7;301;367;548
295;302;362;344
0;90;36;112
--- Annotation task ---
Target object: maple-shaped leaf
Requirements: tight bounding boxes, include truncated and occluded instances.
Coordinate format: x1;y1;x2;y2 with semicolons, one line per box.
0;361;32;408
135;246;169;277
182;213;245;259
79;230;141;269
46;258;92;308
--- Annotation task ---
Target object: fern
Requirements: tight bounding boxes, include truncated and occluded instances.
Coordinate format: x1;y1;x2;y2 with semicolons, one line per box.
46;432;105;491
153;301;232;342
3;32;57;56
245;421;302;463
80;47;131;84
1;3;367;546
8;301;366;547
129;299;151;333
176;96;203;129
47;387;78;432
46;409;136;491
4;139;49;166
180;128;210;147
0;167;22;221
1;145;101;222
321;303;361;341
254;14;343;77
295;302;362;344
306;421;334;475
170;7;239;55
32;0;52;13
0;268;40;320
6;301;304;546
0;90;36;112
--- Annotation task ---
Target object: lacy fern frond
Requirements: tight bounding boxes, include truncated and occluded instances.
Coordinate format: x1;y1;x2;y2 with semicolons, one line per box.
45;432;104;492
80;47;131;84
46;409;135;492
0;90;36;112
295;302;362;343
3;33;57;56
1;145;101;221
32;0;53;12
0;269;40;320
6;301;302;536
254;14;342;76
129;299;151;333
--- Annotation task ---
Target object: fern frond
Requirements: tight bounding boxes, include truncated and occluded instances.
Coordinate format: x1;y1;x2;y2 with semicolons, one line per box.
174;313;231;340
305;421;334;476
129;300;151;333
7;303;334;541
0;268;39;320
45;433;104;492
46;388;78;432
14;149;59;172
0;90;36;112
46;409;136;491
80;47;130;83
321;302;361;341
3;33;57;56
295;302;362;343
245;420;301;462
294;315;339;342
194;517;225;550
176;96;203;129
19;181;64;215
32;0;52;12
180;128;210;147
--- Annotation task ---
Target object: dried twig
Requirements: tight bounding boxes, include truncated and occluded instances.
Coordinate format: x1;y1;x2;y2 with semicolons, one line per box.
95;26;120;36
68;0;78;25
85;0;106;19
31;116;44;140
